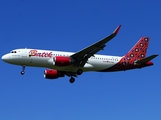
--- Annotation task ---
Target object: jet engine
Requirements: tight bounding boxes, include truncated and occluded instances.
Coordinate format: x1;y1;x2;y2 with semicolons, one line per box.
53;56;74;66
44;69;65;79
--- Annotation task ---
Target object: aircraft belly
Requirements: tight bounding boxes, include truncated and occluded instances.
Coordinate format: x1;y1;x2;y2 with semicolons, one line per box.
47;59;118;72
18;57;118;72
21;57;118;72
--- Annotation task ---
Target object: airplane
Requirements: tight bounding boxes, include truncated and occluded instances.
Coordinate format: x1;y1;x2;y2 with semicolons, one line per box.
1;25;158;83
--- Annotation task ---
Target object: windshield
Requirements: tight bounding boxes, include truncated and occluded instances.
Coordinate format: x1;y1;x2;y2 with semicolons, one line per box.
10;51;17;53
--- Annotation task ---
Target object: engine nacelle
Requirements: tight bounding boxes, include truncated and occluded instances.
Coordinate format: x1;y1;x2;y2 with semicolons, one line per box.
44;69;65;79
54;56;73;66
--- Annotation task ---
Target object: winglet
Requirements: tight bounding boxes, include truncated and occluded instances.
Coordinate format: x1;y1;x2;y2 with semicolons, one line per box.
113;25;121;35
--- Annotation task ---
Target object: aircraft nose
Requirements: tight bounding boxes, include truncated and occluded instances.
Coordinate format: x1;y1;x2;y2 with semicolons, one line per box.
2;54;9;62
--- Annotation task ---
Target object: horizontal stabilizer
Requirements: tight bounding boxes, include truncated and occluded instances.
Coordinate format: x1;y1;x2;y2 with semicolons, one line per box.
136;54;159;64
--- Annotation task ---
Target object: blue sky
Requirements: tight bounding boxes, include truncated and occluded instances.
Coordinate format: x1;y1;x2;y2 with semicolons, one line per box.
0;0;161;120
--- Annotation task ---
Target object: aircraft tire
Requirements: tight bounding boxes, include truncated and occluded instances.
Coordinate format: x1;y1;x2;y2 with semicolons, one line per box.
21;71;25;75
69;77;75;83
77;69;83;75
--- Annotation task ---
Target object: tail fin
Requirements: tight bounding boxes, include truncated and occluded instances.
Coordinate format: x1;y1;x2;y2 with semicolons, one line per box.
124;37;149;61
103;37;158;71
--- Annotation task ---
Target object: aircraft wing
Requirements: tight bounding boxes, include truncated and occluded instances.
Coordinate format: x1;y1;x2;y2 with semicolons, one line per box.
71;25;121;67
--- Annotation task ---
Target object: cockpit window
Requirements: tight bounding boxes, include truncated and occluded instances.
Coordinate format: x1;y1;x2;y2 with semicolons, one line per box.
10;51;17;53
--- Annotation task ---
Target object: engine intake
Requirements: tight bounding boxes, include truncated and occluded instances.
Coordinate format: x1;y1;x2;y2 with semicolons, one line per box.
44;69;65;79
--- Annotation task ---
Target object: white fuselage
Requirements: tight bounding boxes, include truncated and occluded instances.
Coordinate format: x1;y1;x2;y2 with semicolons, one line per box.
2;48;123;72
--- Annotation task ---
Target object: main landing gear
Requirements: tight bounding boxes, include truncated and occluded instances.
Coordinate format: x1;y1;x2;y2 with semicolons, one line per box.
69;77;75;83
69;69;83;83
77;69;83;75
21;65;25;75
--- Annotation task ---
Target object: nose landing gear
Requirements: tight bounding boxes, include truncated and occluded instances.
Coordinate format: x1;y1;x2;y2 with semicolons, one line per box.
21;65;25;75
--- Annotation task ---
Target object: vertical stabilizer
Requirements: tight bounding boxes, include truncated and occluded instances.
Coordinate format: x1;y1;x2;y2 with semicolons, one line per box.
124;37;149;60
104;37;151;71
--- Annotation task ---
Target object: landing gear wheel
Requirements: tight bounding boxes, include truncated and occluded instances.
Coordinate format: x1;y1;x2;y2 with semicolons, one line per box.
21;65;25;75
69;77;75;83
77;69;83;75
21;71;25;75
